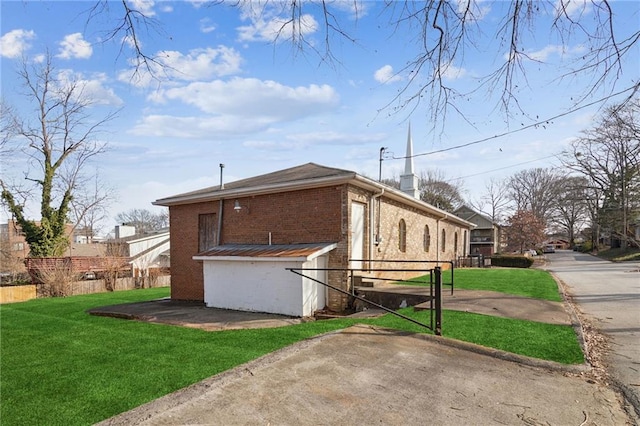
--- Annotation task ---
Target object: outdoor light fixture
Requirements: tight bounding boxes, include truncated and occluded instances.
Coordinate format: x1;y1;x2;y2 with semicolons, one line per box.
234;200;242;212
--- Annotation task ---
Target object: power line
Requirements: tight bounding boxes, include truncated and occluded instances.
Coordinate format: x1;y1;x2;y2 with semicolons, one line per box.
392;85;638;160
450;154;559;181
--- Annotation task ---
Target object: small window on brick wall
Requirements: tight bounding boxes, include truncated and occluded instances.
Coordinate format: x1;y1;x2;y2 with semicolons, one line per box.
441;229;446;253
423;225;430;252
398;219;407;253
199;213;217;252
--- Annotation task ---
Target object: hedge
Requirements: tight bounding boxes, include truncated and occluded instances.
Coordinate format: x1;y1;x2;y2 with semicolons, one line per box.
490;255;534;268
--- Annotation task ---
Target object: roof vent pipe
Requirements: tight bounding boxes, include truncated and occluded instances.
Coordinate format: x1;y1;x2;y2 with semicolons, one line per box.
219;163;225;189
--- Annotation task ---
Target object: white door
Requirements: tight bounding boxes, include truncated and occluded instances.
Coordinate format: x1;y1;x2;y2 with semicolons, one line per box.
350;202;365;270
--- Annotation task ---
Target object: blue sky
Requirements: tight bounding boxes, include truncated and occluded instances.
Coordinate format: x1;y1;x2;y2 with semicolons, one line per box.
1;1;639;235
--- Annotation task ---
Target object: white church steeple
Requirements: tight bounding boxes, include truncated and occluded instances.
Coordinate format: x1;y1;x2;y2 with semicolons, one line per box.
400;123;419;199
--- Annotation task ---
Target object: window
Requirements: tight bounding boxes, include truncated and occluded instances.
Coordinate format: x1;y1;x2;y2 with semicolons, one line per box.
398;219;406;252
454;232;459;255
198;213;217;252
423;225;430;252
441;229;446;253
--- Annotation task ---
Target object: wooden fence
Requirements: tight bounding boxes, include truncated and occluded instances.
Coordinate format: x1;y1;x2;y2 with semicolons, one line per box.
0;275;170;304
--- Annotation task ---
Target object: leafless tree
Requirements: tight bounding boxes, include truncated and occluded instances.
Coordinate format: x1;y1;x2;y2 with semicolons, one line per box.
507;168;564;224
549;176;589;246
68;171;118;243
115;208;168;235
0;54;117;257
87;1;639;122
418;170;465;212
0;101;17;156
470;177;510;224
562;100;640;249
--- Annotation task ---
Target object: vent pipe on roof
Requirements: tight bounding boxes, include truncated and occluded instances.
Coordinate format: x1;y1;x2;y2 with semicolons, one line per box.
219;163;225;189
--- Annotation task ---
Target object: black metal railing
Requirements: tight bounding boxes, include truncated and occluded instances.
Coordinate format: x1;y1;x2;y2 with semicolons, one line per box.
287;265;444;335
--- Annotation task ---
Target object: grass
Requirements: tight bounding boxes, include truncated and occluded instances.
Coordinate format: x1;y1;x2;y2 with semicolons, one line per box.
399;267;562;302
1;282;582;425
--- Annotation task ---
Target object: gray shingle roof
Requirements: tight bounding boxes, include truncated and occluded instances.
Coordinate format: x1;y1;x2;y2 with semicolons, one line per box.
154;163;355;205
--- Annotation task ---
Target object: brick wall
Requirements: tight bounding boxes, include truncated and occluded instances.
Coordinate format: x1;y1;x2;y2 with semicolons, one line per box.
170;202;217;300
168;184;470;312
169;186;346;303
370;197;466;278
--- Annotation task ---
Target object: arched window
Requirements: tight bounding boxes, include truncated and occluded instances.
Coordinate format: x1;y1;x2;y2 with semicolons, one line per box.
454;232;459;255
441;229;446;253
399;219;407;253
423;225;430;252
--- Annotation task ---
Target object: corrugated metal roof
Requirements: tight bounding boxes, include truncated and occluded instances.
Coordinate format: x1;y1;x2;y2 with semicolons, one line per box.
196;243;336;258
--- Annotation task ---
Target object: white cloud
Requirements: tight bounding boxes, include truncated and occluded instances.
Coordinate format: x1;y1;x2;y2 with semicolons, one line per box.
330;1;370;19
200;18;216;34
0;29;35;58
555;0;591;18
237;12;318;43
440;63;468;80
158;77;339;120
243;131;386;151
128;0;156;16
130;114;273;138
118;46;242;87
56;70;123;106
455;0;491;21
131;78;340;139
374;65;403;84
57;33;92;59
524;44;587;62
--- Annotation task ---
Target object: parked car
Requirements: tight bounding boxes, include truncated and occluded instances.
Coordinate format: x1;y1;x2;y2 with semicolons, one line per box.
526;249;537;256
543;245;556;253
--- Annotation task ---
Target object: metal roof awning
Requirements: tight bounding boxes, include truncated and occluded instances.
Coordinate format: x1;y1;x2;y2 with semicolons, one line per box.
193;243;338;262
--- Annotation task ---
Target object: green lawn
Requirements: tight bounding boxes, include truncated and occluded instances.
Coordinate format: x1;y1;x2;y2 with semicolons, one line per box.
402;267;563;302
1;281;582;425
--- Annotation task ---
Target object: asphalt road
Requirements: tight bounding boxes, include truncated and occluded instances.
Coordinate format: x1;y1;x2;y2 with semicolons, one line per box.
543;250;640;417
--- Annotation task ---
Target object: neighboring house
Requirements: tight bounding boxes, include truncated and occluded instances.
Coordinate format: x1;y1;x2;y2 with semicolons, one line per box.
453;205;502;256
0;220;73;275
106;226;170;277
154;135;474;317
545;239;570;250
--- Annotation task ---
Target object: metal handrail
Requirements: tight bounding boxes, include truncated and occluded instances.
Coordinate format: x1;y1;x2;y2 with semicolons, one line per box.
348;259;454;295
287;266;442;335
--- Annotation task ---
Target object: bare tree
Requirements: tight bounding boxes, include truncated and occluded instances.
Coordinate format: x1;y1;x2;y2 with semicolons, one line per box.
550;176;589;246
418;170;465;212
0;54;117;257
87;1;639;122
507;168;564;224
562;100;640;249
471;177;511;224
115;208;168;235
68;171;117;243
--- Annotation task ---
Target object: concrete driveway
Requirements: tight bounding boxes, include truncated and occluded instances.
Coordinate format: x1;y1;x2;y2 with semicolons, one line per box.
98;325;633;425
542;250;640;418
93;271;640;426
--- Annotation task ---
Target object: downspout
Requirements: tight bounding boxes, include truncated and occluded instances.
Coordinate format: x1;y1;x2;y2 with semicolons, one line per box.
435;213;447;265
217;164;225;246
216;199;223;246
369;188;385;270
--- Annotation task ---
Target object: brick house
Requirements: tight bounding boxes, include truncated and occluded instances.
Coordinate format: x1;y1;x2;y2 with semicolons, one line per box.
155;151;473;317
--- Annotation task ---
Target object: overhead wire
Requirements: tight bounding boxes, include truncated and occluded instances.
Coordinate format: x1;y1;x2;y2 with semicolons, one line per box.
391;85;638;160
